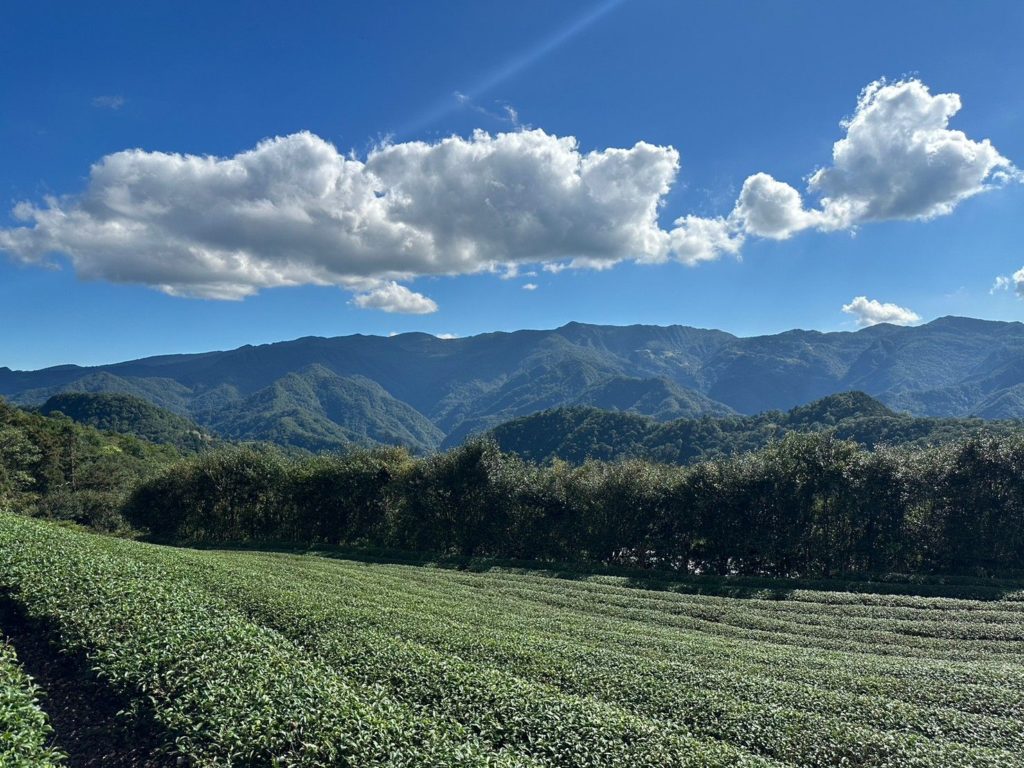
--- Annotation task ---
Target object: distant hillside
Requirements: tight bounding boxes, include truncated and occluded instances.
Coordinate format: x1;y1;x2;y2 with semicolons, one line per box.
438;370;734;448
488;392;1023;465
16;371;195;415
204;365;444;453
0;397;179;528
3;317;1024;452
38;392;214;452
575;376;735;420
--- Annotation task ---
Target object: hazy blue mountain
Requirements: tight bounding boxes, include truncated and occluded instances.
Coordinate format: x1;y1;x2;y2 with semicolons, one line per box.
488;392;1023;466
12;371;194;415
2;317;1023;451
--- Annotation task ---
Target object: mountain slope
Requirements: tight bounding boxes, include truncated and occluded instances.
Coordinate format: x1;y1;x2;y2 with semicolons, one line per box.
12;371;194;415
488;392;1022;465
37;392;213;452
2;317;1023;452
576;376;735;420
208;365;443;453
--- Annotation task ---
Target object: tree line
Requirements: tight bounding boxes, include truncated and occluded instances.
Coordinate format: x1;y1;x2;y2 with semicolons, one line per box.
489;392;1022;466
124;432;1024;577
0;398;179;531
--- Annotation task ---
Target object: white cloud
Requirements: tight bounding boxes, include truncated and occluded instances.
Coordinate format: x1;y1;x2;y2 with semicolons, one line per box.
668;215;744;265
455;92;523;128
351;282;438;314
0;129;679;305
498;264;537;280
92;95;125;110
841;296;921;327
730;173;825;240
366;131;678;267
0;78;1017;310
639;77;1015;270
810;79;1015;226
435;332;458;339
522;282;538;291
682;78;1017;253
991;275;1012;293
991;268;1024;297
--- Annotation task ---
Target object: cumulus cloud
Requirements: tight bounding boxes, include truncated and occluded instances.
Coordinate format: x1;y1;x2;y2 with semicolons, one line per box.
522;282;538;291
350;282;438;314
0;78;1017;310
685;78;1017;250
991;269;1024;297
435;332;458;339
0;129;681;307
668;215;744;265
730;173;823;239
841;296;921;327
809;79;1015;225
367;131;678;268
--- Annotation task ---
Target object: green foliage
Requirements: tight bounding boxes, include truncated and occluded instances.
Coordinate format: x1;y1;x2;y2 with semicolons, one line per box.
0;641;64;767
0;514;521;766
124;446;289;542
5;514;1024;766
38;392;214;452
0;397;179;530
489;392;1023;466
285;446;414;545
127;430;1024;577
0;425;41;513
396;440;530;557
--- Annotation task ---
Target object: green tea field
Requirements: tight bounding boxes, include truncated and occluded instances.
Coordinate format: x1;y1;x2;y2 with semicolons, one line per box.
0;639;64;766
2;512;1024;767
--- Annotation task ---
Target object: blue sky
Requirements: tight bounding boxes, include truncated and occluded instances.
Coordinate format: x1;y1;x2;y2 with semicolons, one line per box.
1;0;1022;370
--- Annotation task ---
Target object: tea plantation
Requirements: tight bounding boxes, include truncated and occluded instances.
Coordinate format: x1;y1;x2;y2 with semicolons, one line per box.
3;512;1024;766
0;639;63;767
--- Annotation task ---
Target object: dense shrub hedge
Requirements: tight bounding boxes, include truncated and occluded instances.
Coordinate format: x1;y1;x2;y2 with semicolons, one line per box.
125;432;1024;577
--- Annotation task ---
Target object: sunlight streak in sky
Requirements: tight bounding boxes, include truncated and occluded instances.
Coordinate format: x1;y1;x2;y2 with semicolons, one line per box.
398;0;629;137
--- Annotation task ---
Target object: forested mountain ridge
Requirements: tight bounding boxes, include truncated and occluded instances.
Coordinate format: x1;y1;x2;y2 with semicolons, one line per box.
488;391;1024;465
37;392;215;452
202;365;445;453
2;316;1023;452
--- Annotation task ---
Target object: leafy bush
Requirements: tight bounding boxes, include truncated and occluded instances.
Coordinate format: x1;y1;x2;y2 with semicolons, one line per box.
0;514;522;766
0;642;64;767
7;515;1024;767
127;432;1024;577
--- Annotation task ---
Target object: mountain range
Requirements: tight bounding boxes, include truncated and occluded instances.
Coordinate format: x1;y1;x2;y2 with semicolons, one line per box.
2;316;1022;452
